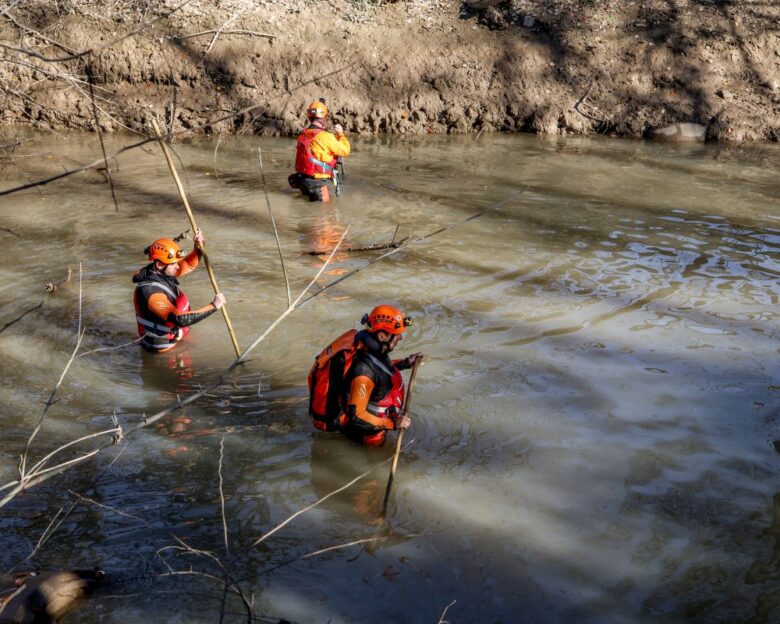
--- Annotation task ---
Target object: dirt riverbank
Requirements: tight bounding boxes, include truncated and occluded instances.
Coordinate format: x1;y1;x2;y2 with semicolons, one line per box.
1;0;778;141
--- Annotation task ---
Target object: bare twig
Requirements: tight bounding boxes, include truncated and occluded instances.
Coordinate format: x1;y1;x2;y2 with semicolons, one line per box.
67;490;147;524
202;11;244;62
218;434;229;557
438;600;457;624
258;147;291;307
88;75;119;211
234;536;395;584
1;5;78;56
213;133;222;179
24;428;121;479
234;452;392;561
2;500;77;577
75;336;144;359
170;29;277;41
20;263;84;479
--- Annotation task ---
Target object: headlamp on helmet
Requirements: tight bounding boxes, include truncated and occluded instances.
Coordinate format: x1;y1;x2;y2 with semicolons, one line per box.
145;238;185;265
306;98;329;120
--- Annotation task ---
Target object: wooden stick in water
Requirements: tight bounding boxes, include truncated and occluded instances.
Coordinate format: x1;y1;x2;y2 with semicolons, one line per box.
381;356;423;516
149;118;241;357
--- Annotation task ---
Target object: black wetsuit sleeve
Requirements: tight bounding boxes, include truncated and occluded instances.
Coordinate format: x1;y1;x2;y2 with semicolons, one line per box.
350;358;376;380
171;306;217;328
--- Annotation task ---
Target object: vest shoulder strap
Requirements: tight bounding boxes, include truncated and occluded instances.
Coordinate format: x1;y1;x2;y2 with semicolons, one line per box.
364;352;393;377
135;280;177;300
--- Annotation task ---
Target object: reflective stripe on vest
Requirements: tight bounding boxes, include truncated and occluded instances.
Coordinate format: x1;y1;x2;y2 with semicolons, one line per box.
134;280;189;345
309;157;334;174
363;354;404;417
295;128;337;177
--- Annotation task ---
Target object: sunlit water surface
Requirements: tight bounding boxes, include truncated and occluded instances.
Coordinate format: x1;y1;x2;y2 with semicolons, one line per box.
1;131;779;624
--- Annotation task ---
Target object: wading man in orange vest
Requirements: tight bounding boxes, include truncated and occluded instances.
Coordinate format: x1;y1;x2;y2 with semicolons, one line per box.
308;305;423;446
288;98;351;202
133;230;225;353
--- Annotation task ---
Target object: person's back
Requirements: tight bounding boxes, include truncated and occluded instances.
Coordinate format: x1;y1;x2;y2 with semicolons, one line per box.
289;99;350;202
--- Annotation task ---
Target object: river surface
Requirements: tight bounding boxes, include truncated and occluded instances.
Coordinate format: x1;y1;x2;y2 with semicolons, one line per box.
1;130;779;624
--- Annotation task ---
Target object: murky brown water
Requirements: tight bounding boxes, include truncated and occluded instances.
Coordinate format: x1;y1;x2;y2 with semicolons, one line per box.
1;130;779;623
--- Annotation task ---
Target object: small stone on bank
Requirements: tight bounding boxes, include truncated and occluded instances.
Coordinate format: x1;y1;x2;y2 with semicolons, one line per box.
715;89;732;100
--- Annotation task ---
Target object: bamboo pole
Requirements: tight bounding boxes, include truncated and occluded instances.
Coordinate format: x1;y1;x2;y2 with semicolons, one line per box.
150;118;241;357
381;356;423;515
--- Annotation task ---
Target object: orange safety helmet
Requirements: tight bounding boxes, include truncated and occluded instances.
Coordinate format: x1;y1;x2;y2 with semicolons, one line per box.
361;305;412;335
306;99;329;120
145;238;185;264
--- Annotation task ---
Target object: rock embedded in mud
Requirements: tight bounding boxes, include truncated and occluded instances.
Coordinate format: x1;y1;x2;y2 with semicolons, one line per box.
648;123;706;142
764;79;778;91
716;89;733;100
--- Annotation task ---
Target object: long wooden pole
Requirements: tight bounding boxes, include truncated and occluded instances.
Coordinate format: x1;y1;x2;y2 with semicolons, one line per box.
150;118;241;357
381;356;423;516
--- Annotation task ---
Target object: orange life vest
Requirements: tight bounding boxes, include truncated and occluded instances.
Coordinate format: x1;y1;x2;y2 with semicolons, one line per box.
134;279;191;351
295;128;337;178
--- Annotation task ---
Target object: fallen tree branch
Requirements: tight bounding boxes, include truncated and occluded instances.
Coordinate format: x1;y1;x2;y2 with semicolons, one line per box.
307;236;409;255
0;301;43;334
0;136;156;197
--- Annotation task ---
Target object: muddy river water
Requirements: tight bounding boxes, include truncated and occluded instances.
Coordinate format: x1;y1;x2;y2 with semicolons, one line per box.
1;131;779;623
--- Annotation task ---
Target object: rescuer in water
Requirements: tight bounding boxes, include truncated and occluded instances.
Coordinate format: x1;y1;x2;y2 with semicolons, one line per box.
288;98;351;202
133;230;225;353
308;305;423;447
